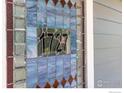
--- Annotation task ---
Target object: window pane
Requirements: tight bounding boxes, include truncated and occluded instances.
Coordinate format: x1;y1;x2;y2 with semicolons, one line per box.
15;18;25;28
15;68;26;82
14;6;25;17
14;56;25;67
15;31;25;43
14;0;25;4
15;45;25;56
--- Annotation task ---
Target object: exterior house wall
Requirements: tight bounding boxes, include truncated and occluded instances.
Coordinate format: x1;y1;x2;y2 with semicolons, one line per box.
93;0;122;88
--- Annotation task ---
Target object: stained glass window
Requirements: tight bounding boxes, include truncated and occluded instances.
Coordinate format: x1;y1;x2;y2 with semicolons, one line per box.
26;0;79;88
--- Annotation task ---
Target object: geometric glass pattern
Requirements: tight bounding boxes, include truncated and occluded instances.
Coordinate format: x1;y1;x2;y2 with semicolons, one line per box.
26;0;78;88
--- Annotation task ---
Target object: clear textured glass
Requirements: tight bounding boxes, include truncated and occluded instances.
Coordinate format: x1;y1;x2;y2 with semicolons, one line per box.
15;18;25;28
15;45;25;56
15;31;25;43
14;6;25;17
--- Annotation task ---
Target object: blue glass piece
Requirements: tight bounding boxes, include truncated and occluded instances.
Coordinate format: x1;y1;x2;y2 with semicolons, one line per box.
70;6;77;54
26;0;37;58
26;0;37;27
64;82;71;88
70;17;77;31
70;30;77;53
56;55;63;82
26;58;37;88
26;27;37;58
63;54;71;80
71;54;77;77
70;6;76;17
37;0;47;27
64;4;70;29
47;0;56;28
37;57;48;88
56;2;63;29
48;56;56;85
58;84;63;88
71;80;77;88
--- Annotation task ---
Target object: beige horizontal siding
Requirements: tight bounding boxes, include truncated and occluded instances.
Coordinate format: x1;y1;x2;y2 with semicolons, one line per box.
94;0;122;88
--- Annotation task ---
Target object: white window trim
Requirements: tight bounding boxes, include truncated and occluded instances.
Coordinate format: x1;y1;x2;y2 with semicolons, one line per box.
85;0;94;88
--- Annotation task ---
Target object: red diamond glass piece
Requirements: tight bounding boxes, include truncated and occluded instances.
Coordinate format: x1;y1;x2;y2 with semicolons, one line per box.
68;75;73;84
61;78;66;87
67;0;72;8
60;0;66;7
44;82;51;88
53;79;59;88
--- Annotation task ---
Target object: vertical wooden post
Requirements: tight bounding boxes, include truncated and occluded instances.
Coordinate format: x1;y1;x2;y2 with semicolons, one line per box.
6;0;13;88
